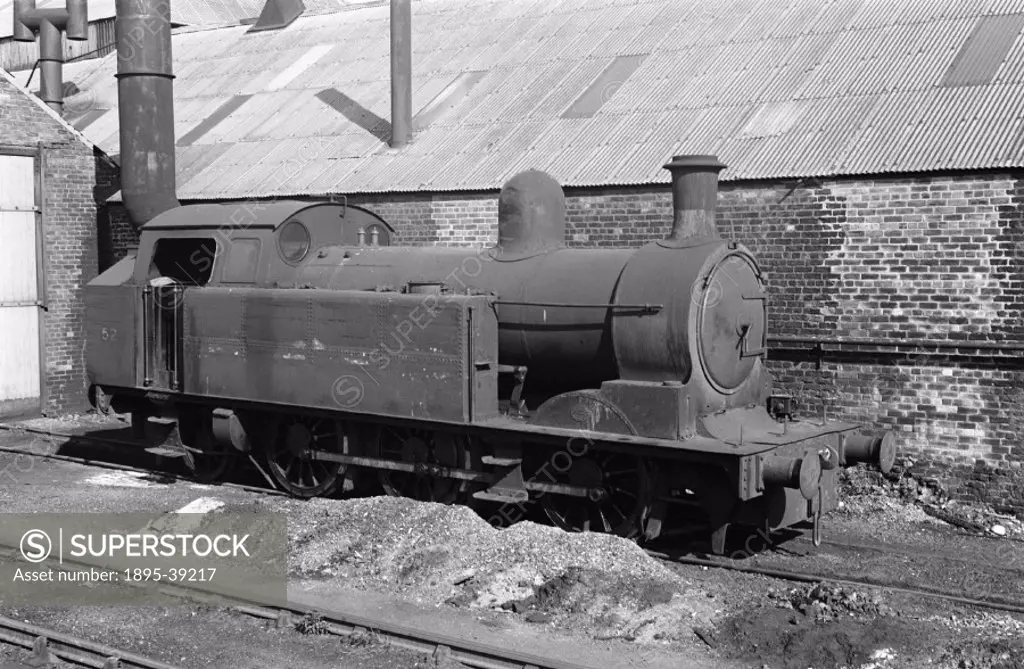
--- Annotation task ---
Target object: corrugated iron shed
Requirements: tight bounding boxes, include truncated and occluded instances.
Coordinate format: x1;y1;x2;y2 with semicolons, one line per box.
22;0;1024;200
0;0;115;40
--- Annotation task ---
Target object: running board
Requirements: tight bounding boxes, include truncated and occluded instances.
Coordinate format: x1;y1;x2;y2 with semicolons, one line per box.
309;451;599;499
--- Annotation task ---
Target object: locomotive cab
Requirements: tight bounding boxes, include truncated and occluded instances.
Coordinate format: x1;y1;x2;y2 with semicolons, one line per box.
85;202;394;404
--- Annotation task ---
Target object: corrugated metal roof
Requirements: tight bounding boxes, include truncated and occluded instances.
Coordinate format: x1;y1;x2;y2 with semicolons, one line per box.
0;0;114;40
36;0;1024;200
1;0;366;41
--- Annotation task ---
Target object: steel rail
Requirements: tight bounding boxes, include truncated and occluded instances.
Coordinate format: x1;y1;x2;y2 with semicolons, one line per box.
0;631;106;669
0;423;286;497
647;549;1024;615
231;604;575;669
0;614;182;669
0;543;598;669
792;530;1024;564
9;424;1024;624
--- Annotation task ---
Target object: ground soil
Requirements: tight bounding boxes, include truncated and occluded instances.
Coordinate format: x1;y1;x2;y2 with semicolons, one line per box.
0;604;427;669
4;414;1024;669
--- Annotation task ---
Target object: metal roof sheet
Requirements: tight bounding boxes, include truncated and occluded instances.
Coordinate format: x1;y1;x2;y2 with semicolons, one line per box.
48;0;1024;202
942;13;1024;87
0;0;376;40
0;0;115;39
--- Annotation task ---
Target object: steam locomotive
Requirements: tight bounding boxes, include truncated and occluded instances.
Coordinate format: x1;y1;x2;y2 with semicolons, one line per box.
85;155;895;554
83;0;894;554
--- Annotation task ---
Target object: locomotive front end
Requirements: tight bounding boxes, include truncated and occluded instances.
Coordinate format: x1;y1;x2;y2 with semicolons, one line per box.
612;156;769;413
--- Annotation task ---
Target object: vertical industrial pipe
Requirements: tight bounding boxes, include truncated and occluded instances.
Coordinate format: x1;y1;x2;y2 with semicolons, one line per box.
389;0;412;148
11;0;36;42
662;155;727;243
115;0;180;227
12;0;87;113
36;17;64;113
66;0;88;40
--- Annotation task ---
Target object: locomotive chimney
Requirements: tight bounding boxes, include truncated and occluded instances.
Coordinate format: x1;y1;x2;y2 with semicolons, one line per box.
13;0;89;113
389;0;412;148
115;0;180;228
662;155;727;244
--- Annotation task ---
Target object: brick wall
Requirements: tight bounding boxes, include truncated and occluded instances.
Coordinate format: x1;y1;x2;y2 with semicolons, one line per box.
102;171;1024;512
0;75;108;416
570;175;1024;512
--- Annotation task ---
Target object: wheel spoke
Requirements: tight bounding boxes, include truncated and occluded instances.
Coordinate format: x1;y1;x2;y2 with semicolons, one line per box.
263;417;345;498
608;503;627;525
378;430;467;504
540;453;651;540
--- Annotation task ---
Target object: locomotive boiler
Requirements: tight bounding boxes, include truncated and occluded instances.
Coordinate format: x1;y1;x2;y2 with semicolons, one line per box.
84;0;896;554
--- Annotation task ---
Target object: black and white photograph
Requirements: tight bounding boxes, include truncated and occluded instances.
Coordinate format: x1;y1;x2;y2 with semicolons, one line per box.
0;0;1023;667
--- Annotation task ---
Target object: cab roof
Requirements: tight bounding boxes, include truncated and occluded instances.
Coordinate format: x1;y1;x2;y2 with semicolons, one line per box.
142;201;347;230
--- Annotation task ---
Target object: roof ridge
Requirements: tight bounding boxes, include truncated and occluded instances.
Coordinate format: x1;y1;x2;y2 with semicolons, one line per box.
0;66;108;157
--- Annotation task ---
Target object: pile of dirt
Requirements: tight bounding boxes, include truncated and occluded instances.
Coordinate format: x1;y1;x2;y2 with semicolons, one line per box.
939;639;1024;669
717;582;1024;669
837;466;934;521
767;582;894;622
284;496;723;643
712;587;929;669
920;500;1024;538
933;612;1024;669
838;466;1024;538
712;604;919;669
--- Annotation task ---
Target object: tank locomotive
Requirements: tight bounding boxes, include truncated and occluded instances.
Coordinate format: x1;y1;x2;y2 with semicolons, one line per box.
85;0;894;554
85;155;895;553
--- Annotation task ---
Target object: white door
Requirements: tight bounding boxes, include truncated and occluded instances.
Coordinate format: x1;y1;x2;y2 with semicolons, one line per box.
0;154;42;417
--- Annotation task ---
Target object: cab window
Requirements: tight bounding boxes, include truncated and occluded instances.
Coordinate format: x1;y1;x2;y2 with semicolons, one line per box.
149;238;216;285
223;239;261;284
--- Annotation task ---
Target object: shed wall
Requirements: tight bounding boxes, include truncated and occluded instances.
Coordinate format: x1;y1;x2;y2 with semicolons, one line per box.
0;75;111;416
102;170;1024;510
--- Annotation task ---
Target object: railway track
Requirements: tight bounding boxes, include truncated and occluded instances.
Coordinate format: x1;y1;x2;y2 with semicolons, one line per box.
0;546;605;669
0;614;181;669
6;421;1024;624
0;423;286;497
647;547;1024;616
0;418;619;669
793;530;1024;565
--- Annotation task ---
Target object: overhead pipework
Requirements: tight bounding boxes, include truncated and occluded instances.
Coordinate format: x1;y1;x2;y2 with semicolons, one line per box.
661;154;727;246
493;170;567;260
12;0;88;113
389;0;412;148
115;0;180;229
